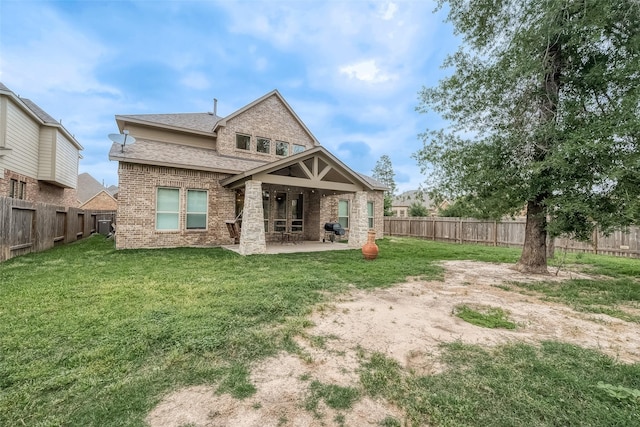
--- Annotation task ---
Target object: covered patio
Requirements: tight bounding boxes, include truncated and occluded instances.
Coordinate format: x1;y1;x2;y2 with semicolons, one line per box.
221;146;386;255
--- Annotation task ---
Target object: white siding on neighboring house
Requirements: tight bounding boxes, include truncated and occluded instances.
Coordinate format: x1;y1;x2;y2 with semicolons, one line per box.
54;132;79;188
37;127;55;181
0;97;7;147
4;101;40;178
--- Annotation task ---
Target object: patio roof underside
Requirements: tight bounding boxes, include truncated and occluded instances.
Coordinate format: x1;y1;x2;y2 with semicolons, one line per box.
220;148;376;193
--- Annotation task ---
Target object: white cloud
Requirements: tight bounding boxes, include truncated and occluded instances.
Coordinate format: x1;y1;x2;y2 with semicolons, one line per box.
0;6;117;97
339;60;396;83
380;2;399;20
180;72;211;90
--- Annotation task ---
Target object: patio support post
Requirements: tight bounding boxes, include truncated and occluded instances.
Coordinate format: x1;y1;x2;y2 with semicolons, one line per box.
348;191;369;248
238;180;267;255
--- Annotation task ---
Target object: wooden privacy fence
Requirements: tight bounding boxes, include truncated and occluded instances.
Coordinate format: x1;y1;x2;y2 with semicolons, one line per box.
384;217;640;258
0;196;116;262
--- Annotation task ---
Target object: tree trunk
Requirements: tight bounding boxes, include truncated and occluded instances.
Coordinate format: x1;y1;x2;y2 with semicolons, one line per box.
514;22;563;275
515;199;548;274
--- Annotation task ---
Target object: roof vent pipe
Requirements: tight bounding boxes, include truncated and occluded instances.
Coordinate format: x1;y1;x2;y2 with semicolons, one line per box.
214;98;218;117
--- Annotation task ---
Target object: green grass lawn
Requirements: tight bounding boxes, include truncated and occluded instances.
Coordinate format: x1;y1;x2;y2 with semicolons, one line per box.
0;235;638;426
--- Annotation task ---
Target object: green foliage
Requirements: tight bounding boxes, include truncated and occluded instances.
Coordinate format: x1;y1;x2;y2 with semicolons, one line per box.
383;194;394;217
408;201;429;217
596;382;640;405
359;342;640;426
304;381;360;413
509;278;640;323
379;416;402;427
438;196;491;218
415;0;640;250
454;305;517;329
372;154;397;216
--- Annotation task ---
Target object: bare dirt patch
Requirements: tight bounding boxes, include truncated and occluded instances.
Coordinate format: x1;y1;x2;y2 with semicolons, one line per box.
147;261;640;427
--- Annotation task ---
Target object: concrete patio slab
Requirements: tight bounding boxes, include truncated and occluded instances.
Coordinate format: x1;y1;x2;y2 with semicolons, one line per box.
222;241;354;255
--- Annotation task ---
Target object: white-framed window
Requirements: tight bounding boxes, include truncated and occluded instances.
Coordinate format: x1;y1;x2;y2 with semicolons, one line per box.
276;140;289;156
236;133;251;150
367;201;374;229
274;192;287;231
292;193;303;232
257;137;271;154
263;190;270;232
338;199;349;229
156;187;180;230
292;144;305;154
186;190;208;230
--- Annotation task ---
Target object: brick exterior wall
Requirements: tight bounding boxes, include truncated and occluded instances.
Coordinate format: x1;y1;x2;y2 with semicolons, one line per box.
320;191;385;241
115;162;237;249
217;95;316;161
80;191;117;210
0;168;78;207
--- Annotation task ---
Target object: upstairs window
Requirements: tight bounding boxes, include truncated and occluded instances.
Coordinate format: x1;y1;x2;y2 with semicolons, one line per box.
292;144;305;154
257;137;271;154
338;200;349;229
276;140;289;156
186;190;208;229
236;133;251;150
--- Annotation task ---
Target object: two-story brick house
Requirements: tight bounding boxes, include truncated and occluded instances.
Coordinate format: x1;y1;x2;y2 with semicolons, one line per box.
0;83;83;207
108;90;386;254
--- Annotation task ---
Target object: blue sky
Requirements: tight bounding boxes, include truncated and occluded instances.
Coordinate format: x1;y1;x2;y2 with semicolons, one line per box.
0;0;458;192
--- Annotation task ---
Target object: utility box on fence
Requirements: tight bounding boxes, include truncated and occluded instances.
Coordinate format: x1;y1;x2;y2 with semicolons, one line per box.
98;220;112;235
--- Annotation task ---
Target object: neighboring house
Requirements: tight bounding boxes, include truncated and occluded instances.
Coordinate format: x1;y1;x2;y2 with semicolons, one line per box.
106;185;119;199
0;82;82;207
108;90;386;255
391;190;441;217
77;172;118;210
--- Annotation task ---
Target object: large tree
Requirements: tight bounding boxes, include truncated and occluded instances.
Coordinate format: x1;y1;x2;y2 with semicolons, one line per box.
415;0;640;273
372;155;398;216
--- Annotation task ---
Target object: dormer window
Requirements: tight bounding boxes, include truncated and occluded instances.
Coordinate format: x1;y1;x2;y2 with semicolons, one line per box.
257;137;271;154
276;140;289;156
236;133;251;150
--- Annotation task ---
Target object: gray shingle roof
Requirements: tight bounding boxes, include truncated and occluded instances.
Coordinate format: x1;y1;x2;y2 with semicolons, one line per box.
357;173;388;191
116;113;222;134
108;139;269;174
107;185;119;196
77;173;109;203
21;98;59;124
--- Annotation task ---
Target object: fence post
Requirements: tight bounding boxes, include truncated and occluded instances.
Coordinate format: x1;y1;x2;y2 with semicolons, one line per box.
593;225;598;255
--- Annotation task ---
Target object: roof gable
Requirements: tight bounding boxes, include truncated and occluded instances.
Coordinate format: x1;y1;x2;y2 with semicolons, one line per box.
215;90;320;145
77;172;109;203
220;146;386;192
79;189;117;209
